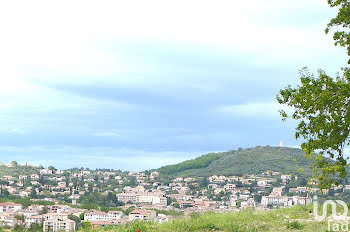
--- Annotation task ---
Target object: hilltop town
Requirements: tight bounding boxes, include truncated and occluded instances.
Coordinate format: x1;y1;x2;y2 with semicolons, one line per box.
0;159;348;231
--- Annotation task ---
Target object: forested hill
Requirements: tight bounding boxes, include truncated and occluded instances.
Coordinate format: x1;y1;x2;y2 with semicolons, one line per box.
156;146;313;177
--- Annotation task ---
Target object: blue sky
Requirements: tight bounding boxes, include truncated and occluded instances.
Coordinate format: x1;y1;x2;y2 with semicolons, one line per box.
0;0;347;170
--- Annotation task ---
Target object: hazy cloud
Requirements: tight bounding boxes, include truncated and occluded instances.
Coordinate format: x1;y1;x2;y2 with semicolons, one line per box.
0;0;346;169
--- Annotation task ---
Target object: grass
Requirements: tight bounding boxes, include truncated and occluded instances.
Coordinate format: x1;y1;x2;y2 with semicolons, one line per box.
78;205;330;232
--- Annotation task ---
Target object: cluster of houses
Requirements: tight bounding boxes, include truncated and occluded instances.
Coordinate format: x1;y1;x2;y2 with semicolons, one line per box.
0;202;77;231
1;163;347;231
0;201;167;231
261;187;310;207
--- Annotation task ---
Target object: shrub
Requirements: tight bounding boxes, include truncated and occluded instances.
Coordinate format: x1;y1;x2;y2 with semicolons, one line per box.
287;221;304;230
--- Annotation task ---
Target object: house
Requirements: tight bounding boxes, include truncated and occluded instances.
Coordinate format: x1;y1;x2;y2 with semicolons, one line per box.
184;177;196;183
16;209;39;218
42;213;69;221
209;175;219;183
84;210;123;222
0;216;17;228
247;198;256;207
156;214;168;223
31;174;40;180
50;205;72;213
80;170;91;176
289;187;307;194
0;202;23;212
89;219;128;228
116;193;138;203
150;172;159;179
3;176;15;181
281;175;292;180
18;175;28;181
16;182;24;187
261;194;310;207
132;186;145;193
137;193;165;204
173;177;183;182
43;217;75;232
57;182;67;189
257;180;268;187
214;188;225;194
152;197;167;207
40;168;53;175
224;184;236;191
4;186;17;194
84;211;107;221
208;184;219;189
25;215;43;228
281;175;292;183
55;170;64;175
179;201;195;209
31;181;40;185
107;211;123;220
129;210;156;221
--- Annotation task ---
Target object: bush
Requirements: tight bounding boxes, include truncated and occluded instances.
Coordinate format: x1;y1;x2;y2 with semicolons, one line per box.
287;221;304;230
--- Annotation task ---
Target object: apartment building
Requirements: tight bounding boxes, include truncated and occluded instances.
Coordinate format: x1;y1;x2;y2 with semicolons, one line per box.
43;217;75;232
129;210;156;221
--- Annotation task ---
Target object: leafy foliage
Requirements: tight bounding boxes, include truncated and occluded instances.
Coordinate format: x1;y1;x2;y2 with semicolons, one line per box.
79;192;123;208
277;68;350;189
0;165;38;177
326;0;350;63
287;221;304;230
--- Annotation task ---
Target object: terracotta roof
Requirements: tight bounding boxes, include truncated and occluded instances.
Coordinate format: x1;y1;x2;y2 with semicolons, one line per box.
130;210;150;215
107;211;122;214
0;202;22;207
86;211;106;215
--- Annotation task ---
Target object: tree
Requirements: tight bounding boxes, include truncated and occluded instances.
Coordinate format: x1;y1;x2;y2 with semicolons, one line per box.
48;166;56;171
13;224;25;232
28;223;42;231
326;0;350;63
10;161;18;166
167;197;176;206
15;215;24;221
40;207;48;215
88;183;93;193
68;214;81;230
79;212;85;221
81;221;91;230
30;188;38;199
199;177;208;188
277;68;350;189
1;188;10;198
173;203;180;209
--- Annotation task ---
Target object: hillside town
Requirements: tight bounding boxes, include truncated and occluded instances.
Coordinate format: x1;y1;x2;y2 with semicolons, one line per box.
0;162;346;231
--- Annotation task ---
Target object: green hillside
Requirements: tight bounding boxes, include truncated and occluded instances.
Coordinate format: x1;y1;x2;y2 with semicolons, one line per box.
0;164;39;177
157;146;313;177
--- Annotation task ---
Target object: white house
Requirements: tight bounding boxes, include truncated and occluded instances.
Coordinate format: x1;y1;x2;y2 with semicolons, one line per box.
0;203;23;212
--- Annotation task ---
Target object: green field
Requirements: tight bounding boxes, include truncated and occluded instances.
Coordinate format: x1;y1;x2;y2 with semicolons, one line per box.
78;205;331;232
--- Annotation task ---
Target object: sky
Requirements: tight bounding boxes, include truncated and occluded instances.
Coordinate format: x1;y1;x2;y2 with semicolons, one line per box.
0;0;348;171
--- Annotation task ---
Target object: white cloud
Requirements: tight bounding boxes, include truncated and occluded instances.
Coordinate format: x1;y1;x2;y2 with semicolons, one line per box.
216;102;293;118
0;145;201;171
0;0;345;169
0;0;344;88
92;131;121;137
